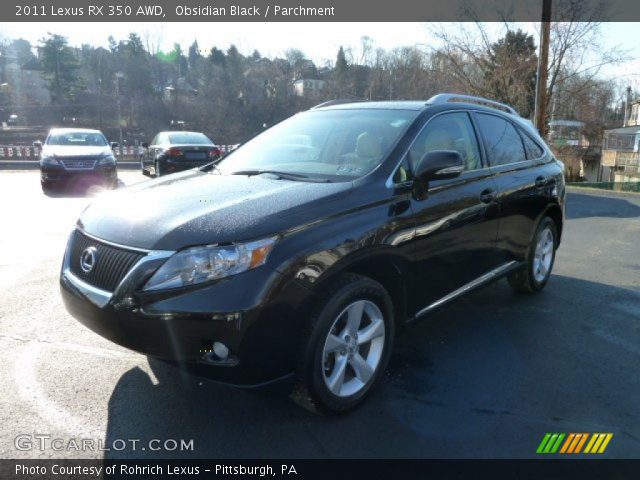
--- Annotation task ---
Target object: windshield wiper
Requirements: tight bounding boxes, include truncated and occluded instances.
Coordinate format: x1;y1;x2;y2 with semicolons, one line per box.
231;169;309;179
200;162;222;174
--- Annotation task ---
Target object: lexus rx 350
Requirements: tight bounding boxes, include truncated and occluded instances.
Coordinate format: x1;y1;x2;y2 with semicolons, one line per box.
60;94;565;412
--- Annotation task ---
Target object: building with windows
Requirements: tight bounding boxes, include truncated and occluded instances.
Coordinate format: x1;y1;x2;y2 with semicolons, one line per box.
292;78;326;97
601;98;640;182
626;99;640;127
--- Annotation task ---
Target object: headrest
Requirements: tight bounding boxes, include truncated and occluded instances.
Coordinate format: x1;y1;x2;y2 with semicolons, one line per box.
356;132;382;159
424;129;454;152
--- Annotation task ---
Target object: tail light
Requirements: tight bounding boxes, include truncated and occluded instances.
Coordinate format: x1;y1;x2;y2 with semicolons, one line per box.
208;147;221;159
166;147;184;157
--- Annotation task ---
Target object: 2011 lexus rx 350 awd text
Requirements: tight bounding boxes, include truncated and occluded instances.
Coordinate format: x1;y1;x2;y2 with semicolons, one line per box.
60;94;565;412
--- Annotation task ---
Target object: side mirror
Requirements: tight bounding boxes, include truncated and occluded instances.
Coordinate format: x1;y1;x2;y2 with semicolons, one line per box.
141;142;149;149
414;150;464;182
33;140;42;148
111;142;119;149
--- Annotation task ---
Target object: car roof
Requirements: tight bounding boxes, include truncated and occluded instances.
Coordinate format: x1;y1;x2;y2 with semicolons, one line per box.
316;100;428;111
312;98;545;143
159;131;209;135
48;128;104;134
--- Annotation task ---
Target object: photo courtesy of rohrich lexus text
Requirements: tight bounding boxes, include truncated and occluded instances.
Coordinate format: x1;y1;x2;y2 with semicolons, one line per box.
0;0;639;478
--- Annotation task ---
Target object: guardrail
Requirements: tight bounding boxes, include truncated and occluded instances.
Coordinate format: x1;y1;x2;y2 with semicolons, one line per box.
0;144;239;161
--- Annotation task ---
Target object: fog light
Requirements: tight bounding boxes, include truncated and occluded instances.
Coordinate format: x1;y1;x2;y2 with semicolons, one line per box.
212;342;229;360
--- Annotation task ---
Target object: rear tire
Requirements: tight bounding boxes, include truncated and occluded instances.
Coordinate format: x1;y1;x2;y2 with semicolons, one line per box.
508;216;557;294
292;274;394;414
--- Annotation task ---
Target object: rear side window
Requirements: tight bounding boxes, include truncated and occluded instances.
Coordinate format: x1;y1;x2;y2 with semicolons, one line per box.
520;131;544;159
476;113;526;166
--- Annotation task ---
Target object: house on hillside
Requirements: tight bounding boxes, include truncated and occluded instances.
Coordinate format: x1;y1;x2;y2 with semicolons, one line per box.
548;119;605;182
1;53;50;124
599;93;640;182
163;77;198;103
627;99;640;127
602;123;640;182
548;120;588;148
292;78;326;97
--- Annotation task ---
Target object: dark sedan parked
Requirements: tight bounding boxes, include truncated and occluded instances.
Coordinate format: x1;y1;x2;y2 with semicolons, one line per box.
39;128;118;192
141;131;220;177
61;94;565;413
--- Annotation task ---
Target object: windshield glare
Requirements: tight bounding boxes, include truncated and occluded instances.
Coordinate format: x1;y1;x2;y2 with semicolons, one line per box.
217;109;418;181
46;132;108;146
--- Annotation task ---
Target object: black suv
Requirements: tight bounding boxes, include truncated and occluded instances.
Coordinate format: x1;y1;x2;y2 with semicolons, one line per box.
60;94;565;412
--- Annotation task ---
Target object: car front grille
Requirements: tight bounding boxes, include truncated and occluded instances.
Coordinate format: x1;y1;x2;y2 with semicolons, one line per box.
68;230;146;292
60;157;98;170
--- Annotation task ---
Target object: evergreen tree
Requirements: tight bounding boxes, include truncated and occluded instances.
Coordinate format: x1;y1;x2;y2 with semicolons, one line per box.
39;34;81;102
335;46;348;75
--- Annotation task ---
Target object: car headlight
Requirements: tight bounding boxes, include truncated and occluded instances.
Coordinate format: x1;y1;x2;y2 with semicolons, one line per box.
98;153;117;165
40;155;59;166
143;236;277;291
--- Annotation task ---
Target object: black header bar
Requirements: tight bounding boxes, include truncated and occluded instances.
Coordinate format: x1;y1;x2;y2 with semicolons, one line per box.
5;0;640;22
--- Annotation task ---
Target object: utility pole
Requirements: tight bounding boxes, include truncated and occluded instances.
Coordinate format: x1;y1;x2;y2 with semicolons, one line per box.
115;72;124;162
534;0;552;136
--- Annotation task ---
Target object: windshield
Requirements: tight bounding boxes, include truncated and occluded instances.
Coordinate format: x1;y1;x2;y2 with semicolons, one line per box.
46;131;108;147
216;109;418;181
167;133;214;145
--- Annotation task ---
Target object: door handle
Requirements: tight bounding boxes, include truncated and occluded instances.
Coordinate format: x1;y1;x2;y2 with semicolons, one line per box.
479;188;496;204
535;176;547;188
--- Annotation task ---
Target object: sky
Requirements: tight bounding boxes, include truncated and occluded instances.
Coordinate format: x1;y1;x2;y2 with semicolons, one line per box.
1;22;639;85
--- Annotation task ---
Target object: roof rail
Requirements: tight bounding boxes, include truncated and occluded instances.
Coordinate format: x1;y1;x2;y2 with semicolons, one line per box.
427;93;518;116
311;99;363;109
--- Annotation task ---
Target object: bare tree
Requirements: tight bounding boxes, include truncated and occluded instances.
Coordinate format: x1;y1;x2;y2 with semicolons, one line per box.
428;0;628;123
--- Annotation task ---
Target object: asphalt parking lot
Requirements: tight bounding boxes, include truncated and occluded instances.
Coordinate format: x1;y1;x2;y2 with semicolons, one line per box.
0;170;638;459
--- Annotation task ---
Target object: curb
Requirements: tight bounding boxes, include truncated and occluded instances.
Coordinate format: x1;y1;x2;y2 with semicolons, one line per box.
566;186;640;198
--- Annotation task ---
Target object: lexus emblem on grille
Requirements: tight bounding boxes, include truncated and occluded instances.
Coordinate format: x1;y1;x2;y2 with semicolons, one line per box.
80;246;97;273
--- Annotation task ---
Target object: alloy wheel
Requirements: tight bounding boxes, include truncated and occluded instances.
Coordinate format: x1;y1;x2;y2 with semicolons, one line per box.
533;226;554;283
321;300;386;397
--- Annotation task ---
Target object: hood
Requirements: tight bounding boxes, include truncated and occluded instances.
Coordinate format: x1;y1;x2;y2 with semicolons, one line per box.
42;145;112;158
78;171;353;250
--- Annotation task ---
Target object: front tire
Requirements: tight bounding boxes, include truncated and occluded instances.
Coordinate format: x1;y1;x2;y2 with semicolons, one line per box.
41;181;54;194
508;216;557;293
292;274;394;413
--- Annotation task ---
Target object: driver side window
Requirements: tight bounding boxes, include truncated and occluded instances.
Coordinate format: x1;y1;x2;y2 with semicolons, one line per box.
408;112;482;173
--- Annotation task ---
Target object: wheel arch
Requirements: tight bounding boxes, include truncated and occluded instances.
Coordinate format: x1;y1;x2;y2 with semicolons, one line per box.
542;203;563;246
308;250;410;327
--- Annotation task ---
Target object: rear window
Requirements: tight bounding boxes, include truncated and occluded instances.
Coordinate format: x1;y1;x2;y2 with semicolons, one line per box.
167;133;214;145
475;113;526;166
520;131;545;159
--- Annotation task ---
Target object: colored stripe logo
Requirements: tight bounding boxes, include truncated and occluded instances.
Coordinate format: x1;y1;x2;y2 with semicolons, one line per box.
537;433;613;454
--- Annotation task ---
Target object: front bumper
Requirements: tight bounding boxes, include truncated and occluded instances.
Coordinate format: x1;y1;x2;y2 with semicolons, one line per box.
60;236;312;386
41;163;117;184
